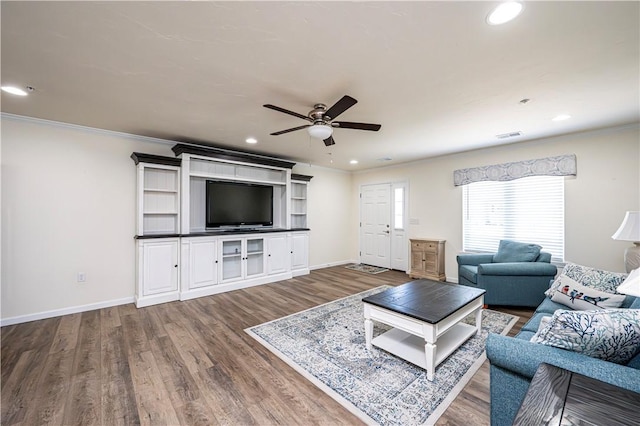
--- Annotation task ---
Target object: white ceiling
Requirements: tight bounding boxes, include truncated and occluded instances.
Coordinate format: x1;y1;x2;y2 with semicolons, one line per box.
1;1;638;171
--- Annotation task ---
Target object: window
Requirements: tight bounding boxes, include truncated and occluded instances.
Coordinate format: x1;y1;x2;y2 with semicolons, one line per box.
394;187;404;230
462;175;564;262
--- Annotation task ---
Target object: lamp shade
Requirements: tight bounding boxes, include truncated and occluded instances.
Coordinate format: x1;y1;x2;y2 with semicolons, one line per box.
612;211;640;242
307;124;333;140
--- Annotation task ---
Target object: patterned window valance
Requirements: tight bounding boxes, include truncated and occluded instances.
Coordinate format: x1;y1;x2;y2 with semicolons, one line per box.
453;154;577;186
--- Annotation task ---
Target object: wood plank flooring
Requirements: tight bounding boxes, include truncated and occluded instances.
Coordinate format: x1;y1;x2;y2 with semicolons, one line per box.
1;266;533;425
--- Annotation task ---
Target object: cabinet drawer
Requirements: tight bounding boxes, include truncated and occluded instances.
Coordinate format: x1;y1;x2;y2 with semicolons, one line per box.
412;241;437;252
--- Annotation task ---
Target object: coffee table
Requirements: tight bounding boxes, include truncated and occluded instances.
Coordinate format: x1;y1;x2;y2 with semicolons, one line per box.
362;279;485;380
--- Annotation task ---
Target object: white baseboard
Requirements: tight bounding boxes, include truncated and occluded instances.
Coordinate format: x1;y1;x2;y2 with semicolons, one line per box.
310;259;357;271
0;296;135;326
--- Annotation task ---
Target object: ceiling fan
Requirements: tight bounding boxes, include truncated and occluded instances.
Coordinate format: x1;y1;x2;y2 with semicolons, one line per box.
263;95;381;146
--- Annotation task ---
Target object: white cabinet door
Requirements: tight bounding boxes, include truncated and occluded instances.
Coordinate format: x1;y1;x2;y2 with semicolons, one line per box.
245;237;265;279
267;234;289;275
190;239;218;289
291;232;309;274
220;237;266;282
141;239;179;296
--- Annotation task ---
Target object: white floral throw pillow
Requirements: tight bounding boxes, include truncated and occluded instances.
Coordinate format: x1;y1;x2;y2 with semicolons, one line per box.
531;309;640;364
546;262;628;297
549;275;626;310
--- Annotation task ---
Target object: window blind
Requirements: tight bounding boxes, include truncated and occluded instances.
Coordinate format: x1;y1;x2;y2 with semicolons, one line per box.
462;175;565;262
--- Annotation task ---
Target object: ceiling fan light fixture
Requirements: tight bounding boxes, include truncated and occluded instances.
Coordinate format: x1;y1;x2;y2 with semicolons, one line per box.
307;123;333;139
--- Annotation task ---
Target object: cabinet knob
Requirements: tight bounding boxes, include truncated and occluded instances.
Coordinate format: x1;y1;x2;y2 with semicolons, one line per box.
174;264;178;268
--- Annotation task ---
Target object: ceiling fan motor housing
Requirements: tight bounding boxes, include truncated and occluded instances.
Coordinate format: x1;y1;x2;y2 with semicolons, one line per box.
309;104;328;122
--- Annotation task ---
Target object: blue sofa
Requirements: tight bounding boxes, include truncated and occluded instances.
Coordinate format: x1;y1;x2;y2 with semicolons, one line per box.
457;241;558;307
486;294;640;426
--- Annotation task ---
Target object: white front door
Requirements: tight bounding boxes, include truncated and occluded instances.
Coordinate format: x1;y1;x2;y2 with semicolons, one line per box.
360;184;391;268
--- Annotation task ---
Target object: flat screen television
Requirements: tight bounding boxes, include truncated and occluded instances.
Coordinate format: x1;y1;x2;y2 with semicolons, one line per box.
206;180;273;228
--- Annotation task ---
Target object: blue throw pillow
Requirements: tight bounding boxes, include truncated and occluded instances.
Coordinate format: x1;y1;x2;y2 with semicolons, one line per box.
492;240;542;263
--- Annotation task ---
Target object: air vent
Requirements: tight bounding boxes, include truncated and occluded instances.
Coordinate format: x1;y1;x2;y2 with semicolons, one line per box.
496;131;523;139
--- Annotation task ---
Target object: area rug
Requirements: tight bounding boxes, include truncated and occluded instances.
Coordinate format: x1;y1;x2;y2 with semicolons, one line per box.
245;286;518;425
344;263;389;274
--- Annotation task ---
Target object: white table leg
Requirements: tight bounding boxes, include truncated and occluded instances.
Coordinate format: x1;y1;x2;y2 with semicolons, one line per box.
475;306;483;334
425;341;436;381
364;318;373;350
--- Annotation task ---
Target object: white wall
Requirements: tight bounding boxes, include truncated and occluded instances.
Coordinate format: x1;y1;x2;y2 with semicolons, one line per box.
292;164;354;268
351;124;640;280
1;116;175;322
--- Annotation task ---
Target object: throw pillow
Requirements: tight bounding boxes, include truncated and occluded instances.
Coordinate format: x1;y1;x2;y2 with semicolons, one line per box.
530;309;640;364
545;262;628;297
530;315;552;342
618;267;640;295
492;240;542;263
549;275;626;310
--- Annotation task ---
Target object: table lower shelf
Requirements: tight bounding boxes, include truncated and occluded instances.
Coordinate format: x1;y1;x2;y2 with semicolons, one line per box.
371;322;478;369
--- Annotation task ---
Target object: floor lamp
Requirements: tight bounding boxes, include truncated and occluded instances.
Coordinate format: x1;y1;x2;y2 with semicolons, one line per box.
612;211;640;273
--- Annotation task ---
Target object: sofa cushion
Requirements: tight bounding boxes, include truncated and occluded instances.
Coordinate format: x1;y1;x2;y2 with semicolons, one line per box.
549;275;626;310
459;265;478;284
535;297;568;315
546;263;628;297
493;240;542;263
530;309;640;364
515;330;536;341
520;312;552;334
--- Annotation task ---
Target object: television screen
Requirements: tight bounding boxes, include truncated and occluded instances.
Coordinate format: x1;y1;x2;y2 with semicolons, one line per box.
206;180;273;228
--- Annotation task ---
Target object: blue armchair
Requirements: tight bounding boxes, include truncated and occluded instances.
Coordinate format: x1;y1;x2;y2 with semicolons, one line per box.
456;240;558;307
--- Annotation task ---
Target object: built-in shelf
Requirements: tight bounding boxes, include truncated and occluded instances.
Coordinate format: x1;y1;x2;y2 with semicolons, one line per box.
290;175;311;229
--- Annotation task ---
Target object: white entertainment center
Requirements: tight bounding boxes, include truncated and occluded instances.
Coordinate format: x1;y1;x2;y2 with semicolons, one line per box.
131;145;311;308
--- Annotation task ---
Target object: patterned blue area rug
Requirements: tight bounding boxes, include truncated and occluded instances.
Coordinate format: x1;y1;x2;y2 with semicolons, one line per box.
246;286;518;426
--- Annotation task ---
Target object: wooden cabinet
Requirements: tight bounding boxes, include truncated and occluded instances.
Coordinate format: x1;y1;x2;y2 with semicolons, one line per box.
136;238;180;307
291;231;310;276
132;146;311;308
267;234;289;275
409;239;445;281
180;237;218;301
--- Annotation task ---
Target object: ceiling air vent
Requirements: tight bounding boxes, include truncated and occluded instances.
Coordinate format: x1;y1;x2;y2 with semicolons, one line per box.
496;131;523;139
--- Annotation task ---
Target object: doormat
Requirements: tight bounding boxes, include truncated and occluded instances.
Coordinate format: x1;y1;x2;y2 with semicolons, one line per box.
246;286;518;425
345;263;389;274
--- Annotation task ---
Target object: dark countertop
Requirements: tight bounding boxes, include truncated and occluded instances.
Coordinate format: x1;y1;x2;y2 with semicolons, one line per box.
135;228;310;239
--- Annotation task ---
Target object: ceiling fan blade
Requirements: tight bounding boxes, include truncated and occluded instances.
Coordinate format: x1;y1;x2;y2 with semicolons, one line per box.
263;104;310;121
323;135;336;146
270;124;310;136
333;121;382;131
324;95;357;120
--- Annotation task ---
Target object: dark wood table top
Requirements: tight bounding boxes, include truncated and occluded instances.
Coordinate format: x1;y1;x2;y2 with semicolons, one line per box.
362;279;485;323
513;363;640;426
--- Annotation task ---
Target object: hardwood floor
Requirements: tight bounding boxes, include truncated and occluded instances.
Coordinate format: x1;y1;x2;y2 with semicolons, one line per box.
1;266;533;425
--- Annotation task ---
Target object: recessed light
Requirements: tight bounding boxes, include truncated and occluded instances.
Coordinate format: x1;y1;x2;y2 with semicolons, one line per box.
350;160;358;165
1;85;29;96
552;114;571;122
245;137;258;144
487;2;523;25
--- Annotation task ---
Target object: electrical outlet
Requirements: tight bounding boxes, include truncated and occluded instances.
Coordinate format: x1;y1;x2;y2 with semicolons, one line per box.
77;272;86;283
